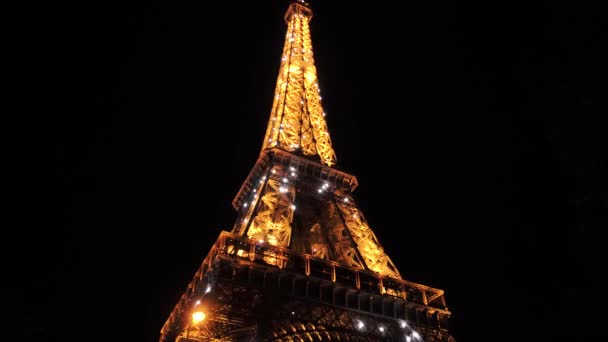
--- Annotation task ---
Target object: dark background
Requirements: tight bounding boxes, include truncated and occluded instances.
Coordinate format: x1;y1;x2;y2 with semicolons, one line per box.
16;0;606;340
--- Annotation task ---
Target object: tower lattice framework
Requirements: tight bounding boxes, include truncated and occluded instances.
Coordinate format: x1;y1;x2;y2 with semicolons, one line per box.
160;2;455;341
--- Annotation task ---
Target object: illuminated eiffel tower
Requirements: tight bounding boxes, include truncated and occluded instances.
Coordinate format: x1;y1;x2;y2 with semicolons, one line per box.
160;1;455;341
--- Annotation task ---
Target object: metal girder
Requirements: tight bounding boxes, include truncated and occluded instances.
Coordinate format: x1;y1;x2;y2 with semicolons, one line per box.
335;199;402;279
245;165;296;250
324;200;366;271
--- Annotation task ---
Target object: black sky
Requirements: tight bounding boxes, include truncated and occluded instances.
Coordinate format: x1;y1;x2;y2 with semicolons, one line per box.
18;0;607;341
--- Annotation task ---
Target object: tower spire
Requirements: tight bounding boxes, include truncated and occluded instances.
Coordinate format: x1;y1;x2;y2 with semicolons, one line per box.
261;1;337;167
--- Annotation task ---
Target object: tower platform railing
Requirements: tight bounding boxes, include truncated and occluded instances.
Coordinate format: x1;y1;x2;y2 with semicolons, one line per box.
161;231;450;340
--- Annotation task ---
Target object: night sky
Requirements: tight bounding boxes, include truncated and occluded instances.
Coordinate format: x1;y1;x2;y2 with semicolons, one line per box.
21;0;606;341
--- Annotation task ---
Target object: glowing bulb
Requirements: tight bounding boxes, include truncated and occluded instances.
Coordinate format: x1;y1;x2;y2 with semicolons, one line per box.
412;331;420;340
290;166;296;171
317;189;323;193
400;321;407;328
291;205;296;210
243;203;248;208
406;337;411;342
282;178;288;183
258;239;264;243
192;311;206;324
195;300;201;305
343;198;349;203
379;326;385;333
205;286;211;294
291;172;296;177
356;320;365;330
322;112;326;117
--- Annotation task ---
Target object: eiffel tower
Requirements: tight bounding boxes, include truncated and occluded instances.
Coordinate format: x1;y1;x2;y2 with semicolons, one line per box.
160;1;455;341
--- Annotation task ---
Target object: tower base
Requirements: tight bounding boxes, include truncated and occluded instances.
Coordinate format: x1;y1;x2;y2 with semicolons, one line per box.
161;232;454;342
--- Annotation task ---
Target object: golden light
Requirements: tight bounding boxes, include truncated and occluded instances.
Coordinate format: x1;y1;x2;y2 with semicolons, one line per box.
192;311;206;324
259;1;336;168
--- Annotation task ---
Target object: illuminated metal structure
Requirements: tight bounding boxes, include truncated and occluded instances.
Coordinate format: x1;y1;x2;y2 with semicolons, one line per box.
160;1;455;341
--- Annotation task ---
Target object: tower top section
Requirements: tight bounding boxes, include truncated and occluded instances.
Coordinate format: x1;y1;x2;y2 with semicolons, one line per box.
260;0;337;167
285;0;312;23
